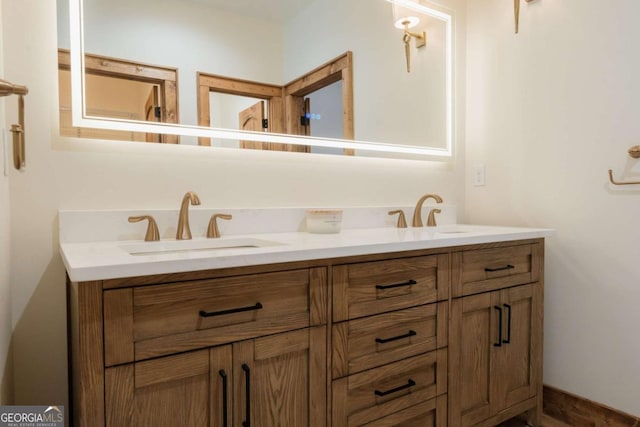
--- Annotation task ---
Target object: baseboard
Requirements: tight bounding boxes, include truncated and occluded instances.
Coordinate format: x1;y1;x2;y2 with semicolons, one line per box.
543;385;640;426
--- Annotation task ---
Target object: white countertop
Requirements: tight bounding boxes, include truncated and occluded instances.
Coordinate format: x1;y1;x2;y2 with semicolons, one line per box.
60;224;554;282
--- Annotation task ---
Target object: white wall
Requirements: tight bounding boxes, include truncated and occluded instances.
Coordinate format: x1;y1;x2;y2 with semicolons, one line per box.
2;0;466;407
0;3;14;405
465;0;640;417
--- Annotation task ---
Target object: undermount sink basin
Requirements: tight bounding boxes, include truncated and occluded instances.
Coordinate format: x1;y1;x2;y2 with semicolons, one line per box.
430;225;477;235
120;237;283;256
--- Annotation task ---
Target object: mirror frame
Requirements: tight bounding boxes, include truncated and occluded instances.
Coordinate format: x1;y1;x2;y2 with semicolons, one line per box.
68;0;454;157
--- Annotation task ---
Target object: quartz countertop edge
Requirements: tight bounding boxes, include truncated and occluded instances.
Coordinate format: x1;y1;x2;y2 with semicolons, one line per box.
60;225;554;282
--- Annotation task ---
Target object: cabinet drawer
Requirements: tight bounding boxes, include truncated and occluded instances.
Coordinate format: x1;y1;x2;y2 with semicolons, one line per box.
332;349;447;427
333;254;449;322
104;269;319;364
453;243;540;297
362;395;447;427
332;302;447;378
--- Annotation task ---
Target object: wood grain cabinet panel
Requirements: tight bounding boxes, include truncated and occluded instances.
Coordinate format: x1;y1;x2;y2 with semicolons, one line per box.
332;302;448;379
105;350;211;427
104;269;315;362
453;244;540;298
233;327;327;427
494;284;541;413
449;283;542;427
332;349;447;427
449;291;498;426
333;254;449;322
363;395;448;427
105;328;326;427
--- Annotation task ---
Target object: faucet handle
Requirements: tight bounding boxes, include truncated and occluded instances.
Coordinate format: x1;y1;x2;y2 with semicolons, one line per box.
128;215;160;241
426;209;442;227
388;210;408;228
207;214;233;238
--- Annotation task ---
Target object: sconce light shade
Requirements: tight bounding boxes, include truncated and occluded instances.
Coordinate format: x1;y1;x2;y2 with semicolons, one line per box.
392;0;421;29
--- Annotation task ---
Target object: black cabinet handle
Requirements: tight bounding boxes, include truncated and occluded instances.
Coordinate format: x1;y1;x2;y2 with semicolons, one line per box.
242;364;251;427
503;304;512;344
484;264;514;273
219;370;228;427
375;280;417;290
199;302;263;318
494;306;503;347
375;330;417;344
374;379;416;397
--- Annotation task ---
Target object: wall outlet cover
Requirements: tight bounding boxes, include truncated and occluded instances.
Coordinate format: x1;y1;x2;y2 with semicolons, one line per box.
473;164;486;186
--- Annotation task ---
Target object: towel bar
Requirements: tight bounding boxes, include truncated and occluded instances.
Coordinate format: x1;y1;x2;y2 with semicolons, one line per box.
0;78;28;171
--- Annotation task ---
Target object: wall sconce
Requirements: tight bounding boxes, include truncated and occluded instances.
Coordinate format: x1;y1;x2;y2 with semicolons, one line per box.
392;0;427;73
0;78;28;170
515;0;536;34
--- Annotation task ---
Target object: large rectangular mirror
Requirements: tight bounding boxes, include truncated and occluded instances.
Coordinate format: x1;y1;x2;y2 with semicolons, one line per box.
57;0;453;157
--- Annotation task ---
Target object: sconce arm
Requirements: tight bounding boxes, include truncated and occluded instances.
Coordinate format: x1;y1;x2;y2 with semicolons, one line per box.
404;29;426;47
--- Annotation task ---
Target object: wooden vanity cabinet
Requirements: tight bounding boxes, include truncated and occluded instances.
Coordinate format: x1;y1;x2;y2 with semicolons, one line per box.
449;242;544;427
68;266;328;427
68;239;545;427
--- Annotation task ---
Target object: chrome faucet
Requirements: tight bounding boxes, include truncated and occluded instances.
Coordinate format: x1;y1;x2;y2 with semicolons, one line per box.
412;194;443;227
176;191;201;240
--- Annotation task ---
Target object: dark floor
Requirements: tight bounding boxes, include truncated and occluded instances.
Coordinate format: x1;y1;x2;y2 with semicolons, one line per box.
497;414;571;427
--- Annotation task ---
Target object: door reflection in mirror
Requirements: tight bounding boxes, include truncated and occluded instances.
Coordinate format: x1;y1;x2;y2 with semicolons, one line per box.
198;52;352;153
57;49;179;143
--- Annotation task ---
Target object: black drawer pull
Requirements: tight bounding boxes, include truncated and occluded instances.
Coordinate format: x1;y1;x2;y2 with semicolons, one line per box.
219;370;229;427
494;305;503;347
503;304;512;344
375;330;417;344
199;302;263;318
375;280;417;290
242;364;251;427
374;379;416;397
484;264;514;273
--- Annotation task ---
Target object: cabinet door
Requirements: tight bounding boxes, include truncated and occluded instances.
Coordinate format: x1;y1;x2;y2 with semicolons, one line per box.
450;284;542;427
105;349;211;427
494;283;541;412
233;326;327;427
449;291;501;426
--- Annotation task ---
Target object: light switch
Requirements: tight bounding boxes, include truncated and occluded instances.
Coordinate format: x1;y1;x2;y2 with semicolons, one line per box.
473;164;485;187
